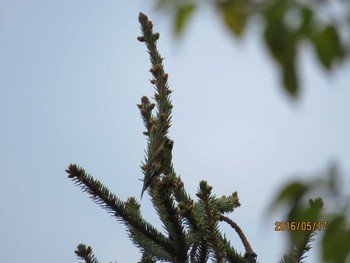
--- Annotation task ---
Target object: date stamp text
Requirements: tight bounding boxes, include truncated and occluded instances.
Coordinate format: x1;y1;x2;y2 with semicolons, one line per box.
275;221;328;231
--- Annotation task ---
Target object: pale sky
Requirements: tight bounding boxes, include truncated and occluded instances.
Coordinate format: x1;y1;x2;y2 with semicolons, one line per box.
1;1;349;262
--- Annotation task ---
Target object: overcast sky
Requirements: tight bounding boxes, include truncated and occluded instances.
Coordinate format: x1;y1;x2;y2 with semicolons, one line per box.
1;1;349;262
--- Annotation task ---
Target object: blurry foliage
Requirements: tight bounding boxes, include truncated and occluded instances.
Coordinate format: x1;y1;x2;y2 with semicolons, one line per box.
153;0;350;98
270;164;350;263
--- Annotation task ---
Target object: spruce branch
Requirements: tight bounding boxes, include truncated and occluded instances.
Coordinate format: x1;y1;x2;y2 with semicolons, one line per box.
137;12;174;189
188;210;210;263
173;174;200;233
218;235;246;263
66;164;173;256
137;12;172;133
216;192;241;214
137;14;190;262
137;95;155;137
138;253;157;263
196;181;223;262
150;174;189;262
190;240;209;263
75;244;100;263
219;215;256;260
173;175;212;263
137;16;191;262
128;226;173;261
68;12;260;263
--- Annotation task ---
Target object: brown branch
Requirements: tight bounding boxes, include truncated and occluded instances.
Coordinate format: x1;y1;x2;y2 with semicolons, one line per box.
219;215;257;261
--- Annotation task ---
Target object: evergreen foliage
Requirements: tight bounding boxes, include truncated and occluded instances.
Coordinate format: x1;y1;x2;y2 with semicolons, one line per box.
66;12;327;263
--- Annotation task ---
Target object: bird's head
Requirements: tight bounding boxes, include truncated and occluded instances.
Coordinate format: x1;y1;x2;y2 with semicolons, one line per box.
164;139;174;150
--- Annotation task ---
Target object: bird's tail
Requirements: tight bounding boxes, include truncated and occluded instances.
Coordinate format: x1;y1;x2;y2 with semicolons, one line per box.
140;181;148;199
140;187;145;199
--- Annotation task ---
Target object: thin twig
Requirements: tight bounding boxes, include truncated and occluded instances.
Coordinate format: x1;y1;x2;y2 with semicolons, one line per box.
219;215;257;260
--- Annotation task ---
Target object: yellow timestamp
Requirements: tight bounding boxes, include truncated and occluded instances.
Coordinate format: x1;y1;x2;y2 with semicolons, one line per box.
275;221;328;231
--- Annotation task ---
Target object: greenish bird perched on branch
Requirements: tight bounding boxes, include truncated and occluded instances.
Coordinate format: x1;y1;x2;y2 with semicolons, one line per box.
141;139;174;199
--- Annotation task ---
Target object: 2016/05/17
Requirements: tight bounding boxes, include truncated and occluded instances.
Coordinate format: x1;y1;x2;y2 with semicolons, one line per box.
275;221;328;231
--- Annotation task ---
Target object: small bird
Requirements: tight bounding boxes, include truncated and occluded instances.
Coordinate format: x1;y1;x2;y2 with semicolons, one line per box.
141;139;174;199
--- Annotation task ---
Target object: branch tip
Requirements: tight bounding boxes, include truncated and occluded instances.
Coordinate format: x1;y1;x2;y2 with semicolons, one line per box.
66;163;84;178
138;12;148;25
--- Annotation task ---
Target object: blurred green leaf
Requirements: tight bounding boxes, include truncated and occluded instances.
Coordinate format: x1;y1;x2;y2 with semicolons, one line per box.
290;198;323;222
322;214;350;263
173;3;196;36
298;7;313;36
288;198;323;245
314;25;344;69
217;0;247;36
273;181;308;209
263;0;288;23
264;19;299;97
282;60;298;98
264;23;283;62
